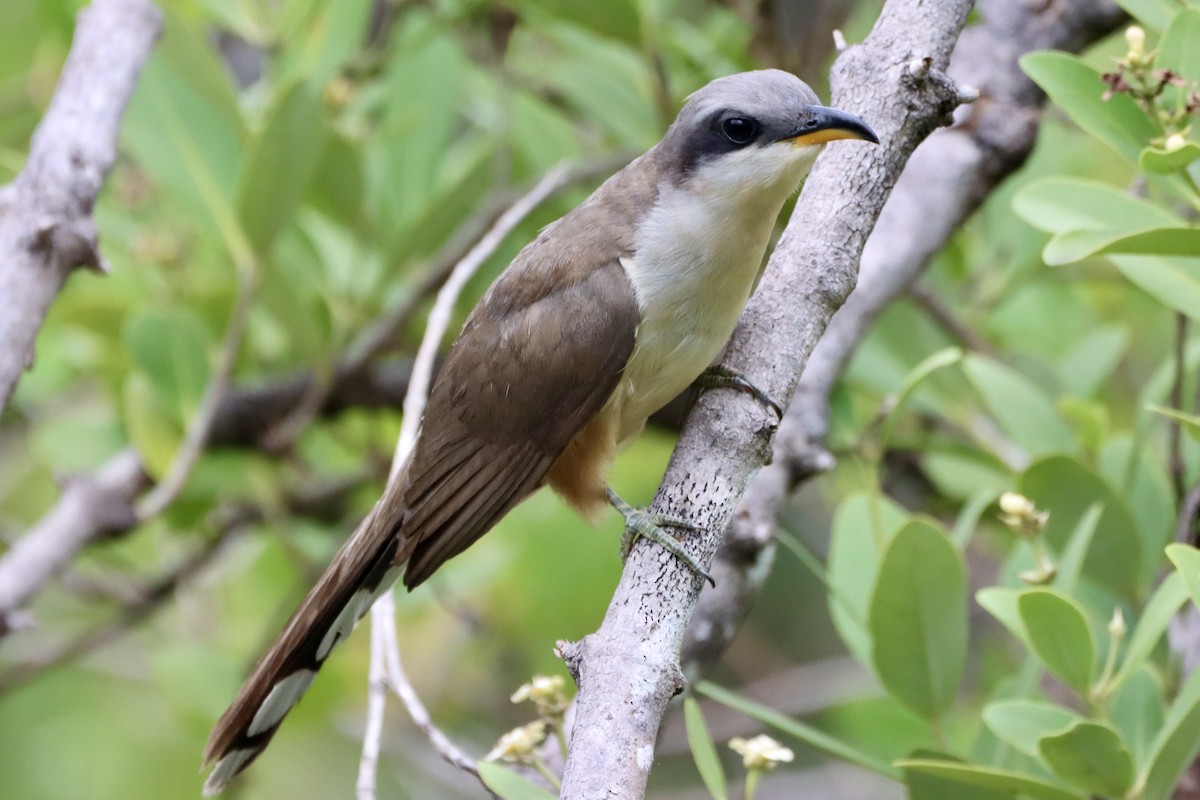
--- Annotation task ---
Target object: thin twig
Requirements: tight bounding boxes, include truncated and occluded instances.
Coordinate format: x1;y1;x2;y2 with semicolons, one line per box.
0;529;237;693
907;282;999;357
356;162;571;797
355;617;389;800
136;268;259;521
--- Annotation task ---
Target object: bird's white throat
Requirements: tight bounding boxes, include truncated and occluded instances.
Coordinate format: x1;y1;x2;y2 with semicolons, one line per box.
613;143;820;442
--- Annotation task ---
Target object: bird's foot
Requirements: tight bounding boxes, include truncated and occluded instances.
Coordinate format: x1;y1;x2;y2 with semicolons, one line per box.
695;365;782;420
606;488;714;586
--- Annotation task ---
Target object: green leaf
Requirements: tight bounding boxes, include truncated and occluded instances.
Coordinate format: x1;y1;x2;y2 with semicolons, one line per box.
123;310;210;422
378;18;467;235
1140;142;1200;174
1167;543;1200;609
1058;325;1129;398
1012;179;1200;319
961;354;1075;458
1138;665;1200;800
684;698;727;800
1020;51;1160;164
982;701;1079;758
881;347;963;448
1013;177;1181;236
1054;503;1103;593
1112;667;1165;766
977;588;1030;647
827;492;910;666
895;759;1084;800
122;374;182;481
476;762;557;800
695;682;898;778
1113;571;1188;687
1038;721;1134;797
1017;589;1096;695
1110;254;1200;321
1112;0;1180;30
1086;226;1200;259
902;750;1010;800
1019;456;1146;596
235;81;324;255
868;520;967;720
1149;403;1200;441
1159;8;1200;81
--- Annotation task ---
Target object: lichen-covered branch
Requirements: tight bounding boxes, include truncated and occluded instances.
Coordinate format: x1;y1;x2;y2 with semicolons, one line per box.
557;2;974;798
0;0;161;414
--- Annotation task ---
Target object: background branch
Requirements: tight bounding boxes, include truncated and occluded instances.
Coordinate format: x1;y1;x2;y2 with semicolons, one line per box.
557;2;973;797
0;0;161;415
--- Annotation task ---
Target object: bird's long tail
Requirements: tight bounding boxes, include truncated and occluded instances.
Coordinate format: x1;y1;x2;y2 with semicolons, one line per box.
202;504;411;796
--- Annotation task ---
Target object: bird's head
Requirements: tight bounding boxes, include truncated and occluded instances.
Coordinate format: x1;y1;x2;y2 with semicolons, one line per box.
661;69;878;200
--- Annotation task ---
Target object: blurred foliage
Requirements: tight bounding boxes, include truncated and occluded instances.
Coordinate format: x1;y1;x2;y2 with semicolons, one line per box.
5;0;1200;799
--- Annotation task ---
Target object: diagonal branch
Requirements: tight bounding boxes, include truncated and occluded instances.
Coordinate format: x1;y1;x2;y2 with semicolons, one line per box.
0;0;162;414
557;2;974;798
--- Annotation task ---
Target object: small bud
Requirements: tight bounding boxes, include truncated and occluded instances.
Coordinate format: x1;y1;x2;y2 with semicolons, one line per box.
1018;564;1058;586
729;734;794;771
1126;26;1146;55
323;75;355;109
485;720;549;764
998;492;1049;534
1109;607;1127;639
999;492;1033;517
1165;132;1187;152
511;674;570;718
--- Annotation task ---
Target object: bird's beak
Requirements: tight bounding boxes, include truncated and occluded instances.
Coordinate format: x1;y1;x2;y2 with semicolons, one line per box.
781;106;879;146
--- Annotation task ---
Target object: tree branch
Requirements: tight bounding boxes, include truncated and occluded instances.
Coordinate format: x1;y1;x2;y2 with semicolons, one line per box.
0;450;148;634
0;0;161;415
557;2;973;798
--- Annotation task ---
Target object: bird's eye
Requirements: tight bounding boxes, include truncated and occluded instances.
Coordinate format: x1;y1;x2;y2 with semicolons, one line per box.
721;117;758;145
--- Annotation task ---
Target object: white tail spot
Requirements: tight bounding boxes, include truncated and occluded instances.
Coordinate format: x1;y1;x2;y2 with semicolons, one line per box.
247;669;316;737
203;748;254;796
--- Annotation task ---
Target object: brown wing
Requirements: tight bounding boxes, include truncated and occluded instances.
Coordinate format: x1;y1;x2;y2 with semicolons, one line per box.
399;255;640;585
202;256;639;794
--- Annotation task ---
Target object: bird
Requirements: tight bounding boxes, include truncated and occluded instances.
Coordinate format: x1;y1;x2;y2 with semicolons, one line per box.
202;68;877;794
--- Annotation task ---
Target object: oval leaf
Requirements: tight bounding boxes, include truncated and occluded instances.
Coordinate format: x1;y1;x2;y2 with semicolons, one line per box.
1092;226;1200;259
827;491;910;666
1019;456;1146;596
123;310;211;422
1167;543;1200;610
1138;665;1200;800
982;701;1080;758
235;80;324;254
1017;589;1096;695
1140;142;1200;174
895;759;1084;800
961;354;1075;458
1020;51;1160;164
869;520;967;720
1038;721;1135;797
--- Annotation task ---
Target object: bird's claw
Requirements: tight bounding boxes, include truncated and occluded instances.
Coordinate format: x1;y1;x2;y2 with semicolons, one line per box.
606;488;714;587
695;365;782;420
